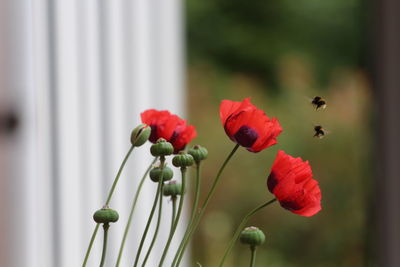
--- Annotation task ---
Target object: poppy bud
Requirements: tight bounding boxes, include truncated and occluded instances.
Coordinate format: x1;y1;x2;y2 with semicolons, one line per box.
93;206;119;224
130;124;151;147
188;145;208;164
149;166;174;182
150;138;174;156
163;181;182;197
172;151;194;168
239;226;265;247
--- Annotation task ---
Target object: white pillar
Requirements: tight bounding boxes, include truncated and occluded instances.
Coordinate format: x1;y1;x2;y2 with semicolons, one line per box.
0;0;185;266
0;1;38;267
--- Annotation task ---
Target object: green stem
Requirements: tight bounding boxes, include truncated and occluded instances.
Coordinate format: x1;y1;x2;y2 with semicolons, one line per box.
133;157;165;267
171;197;177;233
158;168;187;267
158;197;177;267
106;146;135;205
141;182;164;266
82;224;99;267
219;198;276;267
99;224;110;267
173;163;202;266
82;146;134;267
173;144;240;267
116;157;158;267
250;247;256;267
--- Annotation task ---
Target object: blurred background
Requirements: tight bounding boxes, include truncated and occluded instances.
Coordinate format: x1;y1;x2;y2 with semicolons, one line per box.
0;0;399;267
185;0;397;267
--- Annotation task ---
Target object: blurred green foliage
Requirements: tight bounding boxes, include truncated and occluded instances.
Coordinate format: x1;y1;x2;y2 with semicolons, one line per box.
185;0;372;266
187;0;367;89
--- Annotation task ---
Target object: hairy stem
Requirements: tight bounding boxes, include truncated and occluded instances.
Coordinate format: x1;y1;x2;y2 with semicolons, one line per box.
219;198;276;267
141;182;164;266
82;146;134;267
249;247;256;267
173;144;240;267
158;167;187;267
99;224;109;267
133;157;165;267
173;163;202;266
116;157;158;267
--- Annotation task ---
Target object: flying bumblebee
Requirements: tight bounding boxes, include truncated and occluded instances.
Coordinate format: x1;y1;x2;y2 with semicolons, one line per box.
313;125;326;138
311;96;326;110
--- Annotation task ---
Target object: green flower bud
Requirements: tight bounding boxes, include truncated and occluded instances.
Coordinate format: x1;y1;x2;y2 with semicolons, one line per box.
188;145;208;164
172;151;194;168
150;138;174;156
163;181;182;197
149;166;174;182
240;226;265;247
130;124;151;147
93;206;119;224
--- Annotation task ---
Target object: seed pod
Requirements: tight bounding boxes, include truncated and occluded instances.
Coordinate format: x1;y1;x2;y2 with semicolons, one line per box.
239;226;265;247
93;207;119;224
188;145;208;164
150;138;174;156
163;181;182;197
149;166;174;182
130;124;151;147
172;152;194;168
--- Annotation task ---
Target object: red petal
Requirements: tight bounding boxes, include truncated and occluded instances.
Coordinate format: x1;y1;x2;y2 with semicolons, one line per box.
219;100;243;125
158;114;181;140
224;108;258;137
267;150;322;217
170;124;197;153
291;203;322;217
140;109;197;152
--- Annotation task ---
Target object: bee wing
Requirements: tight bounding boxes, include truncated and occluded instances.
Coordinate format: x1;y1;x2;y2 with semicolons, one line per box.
317;128;331;138
305;96;314;103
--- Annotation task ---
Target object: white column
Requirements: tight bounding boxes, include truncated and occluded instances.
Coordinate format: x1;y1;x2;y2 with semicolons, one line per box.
0;0;185;266
77;0;103;264
0;1;37;267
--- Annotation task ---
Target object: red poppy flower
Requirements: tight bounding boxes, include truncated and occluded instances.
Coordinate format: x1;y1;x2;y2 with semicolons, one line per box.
267;150;322;217
219;98;282;152
141;109;197;153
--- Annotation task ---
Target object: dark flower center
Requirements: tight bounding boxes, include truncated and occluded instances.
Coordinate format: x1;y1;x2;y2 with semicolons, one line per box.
169;130;179;143
233;126;258;148
267;172;278;192
280;200;303;211
149;125;158;143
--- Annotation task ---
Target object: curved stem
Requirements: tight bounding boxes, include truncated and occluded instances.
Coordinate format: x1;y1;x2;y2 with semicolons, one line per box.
171;198;177;233
133;157;165;267
173;163;202;266
218;198;276;267
116;157;158;267
160;197;176;266
83;146;134;267
249;247;256;267
99;224;110;267
141;182;164;266
82;224;99;267
105;146;134;205
158;167;187;267
173;144;240;267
